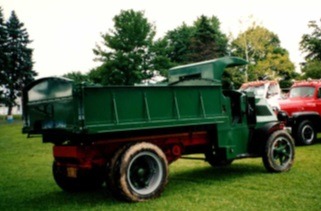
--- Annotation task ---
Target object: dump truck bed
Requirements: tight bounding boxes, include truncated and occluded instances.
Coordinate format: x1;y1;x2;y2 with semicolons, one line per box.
81;85;229;133
22;57;247;137
23;79;230;135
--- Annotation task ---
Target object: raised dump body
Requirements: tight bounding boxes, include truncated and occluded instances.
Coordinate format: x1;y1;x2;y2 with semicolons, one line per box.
23;57;245;137
22;57;294;202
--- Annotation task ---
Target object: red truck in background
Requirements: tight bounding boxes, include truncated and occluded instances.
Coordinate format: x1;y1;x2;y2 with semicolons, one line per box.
279;80;321;145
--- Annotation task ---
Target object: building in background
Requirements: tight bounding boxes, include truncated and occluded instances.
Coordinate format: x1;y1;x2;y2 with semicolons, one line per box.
0;97;22;116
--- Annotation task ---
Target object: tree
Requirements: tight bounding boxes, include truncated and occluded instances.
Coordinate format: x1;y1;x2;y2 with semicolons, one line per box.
0;7;8;105
301;60;321;79
63;71;90;84
222;67;247;89
0;7;7;67
188;15;228;62
149;38;173;77
163;15;228;65
300;19;321;62
1;11;37;116
231;24;295;87
299;19;321;80
92;10;157;85
164;23;195;65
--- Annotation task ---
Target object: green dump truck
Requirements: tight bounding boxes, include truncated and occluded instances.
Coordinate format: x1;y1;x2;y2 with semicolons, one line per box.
22;57;294;202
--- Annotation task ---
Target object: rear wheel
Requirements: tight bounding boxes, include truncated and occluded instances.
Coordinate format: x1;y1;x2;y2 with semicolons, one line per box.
295;120;316;145
107;145;130;198
262;130;295;172
53;161;104;192
112;142;168;202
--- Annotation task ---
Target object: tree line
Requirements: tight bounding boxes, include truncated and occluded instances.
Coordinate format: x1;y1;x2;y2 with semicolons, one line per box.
1;8;321;116
74;10;297;88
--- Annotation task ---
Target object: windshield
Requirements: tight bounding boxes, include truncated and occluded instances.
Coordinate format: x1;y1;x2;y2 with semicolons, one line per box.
289;86;315;98
242;85;265;97
28;78;72;101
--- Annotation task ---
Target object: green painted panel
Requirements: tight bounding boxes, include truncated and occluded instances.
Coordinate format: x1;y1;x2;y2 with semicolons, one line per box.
168;57;247;84
82;85;227;134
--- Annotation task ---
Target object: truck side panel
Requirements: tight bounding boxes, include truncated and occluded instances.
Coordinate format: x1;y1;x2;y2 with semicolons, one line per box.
82;85;229;134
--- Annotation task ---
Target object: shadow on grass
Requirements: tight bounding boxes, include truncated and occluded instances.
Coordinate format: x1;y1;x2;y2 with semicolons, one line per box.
21;187;127;209
170;162;266;183
21;162;267;208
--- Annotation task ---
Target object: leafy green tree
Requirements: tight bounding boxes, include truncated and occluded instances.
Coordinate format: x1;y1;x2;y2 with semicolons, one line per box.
231;24;295;86
299;19;321;81
164;23;195;65
222;67;247;89
2;11;37;115
149;38;173;77
92;10;157;85
164;15;228;65
301;60;321;79
88;65;109;85
188;15;228;62
300;19;321;62
62;71;90;84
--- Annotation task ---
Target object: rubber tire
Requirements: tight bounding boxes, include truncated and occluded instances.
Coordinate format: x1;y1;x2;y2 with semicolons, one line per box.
107;145;130;198
113;142;168;202
295;120;316;146
205;151;234;167
53;161;104;192
262;130;295;173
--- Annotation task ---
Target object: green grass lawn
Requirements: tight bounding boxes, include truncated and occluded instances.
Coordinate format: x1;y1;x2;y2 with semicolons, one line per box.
1;120;321;210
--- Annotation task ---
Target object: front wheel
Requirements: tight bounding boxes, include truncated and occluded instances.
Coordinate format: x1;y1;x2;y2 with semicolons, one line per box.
262;130;295;173
113;142;168;202
295;120;316;145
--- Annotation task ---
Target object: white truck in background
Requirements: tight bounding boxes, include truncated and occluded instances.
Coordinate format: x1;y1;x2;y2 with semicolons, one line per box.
240;80;281;111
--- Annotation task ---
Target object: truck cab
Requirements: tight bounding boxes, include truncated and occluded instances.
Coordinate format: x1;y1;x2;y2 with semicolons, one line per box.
279;80;321;145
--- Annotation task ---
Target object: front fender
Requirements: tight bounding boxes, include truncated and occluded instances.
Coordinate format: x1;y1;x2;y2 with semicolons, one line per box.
292;111;319;118
289;111;321;133
250;121;286;155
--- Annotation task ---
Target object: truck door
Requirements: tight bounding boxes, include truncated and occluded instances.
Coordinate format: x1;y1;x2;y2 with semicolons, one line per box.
222;90;251;157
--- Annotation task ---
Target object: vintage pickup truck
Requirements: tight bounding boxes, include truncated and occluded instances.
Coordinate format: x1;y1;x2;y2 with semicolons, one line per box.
279;80;321;145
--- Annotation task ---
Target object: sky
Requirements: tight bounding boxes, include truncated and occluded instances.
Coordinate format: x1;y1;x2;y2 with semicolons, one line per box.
1;0;321;78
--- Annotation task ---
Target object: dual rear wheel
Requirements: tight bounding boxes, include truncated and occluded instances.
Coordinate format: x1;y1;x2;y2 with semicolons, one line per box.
108;142;168;202
52;142;169;202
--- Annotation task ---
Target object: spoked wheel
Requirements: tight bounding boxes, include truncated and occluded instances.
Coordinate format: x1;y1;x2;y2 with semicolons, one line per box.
296;120;316;145
111;142;168;202
53;161;104;192
263;130;295;172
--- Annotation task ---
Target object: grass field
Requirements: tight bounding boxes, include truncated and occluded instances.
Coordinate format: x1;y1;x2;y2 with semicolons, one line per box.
1;120;321;210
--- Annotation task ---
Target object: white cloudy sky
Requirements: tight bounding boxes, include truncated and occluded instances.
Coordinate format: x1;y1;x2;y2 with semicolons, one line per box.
2;0;321;78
